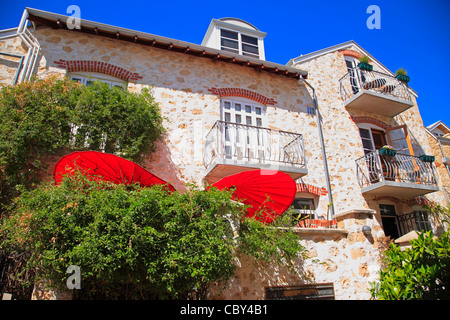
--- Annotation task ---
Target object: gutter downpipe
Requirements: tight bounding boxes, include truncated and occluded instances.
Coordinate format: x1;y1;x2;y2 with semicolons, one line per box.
302;78;335;218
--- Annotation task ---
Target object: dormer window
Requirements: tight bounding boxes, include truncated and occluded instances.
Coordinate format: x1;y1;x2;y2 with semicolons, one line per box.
202;18;266;60
220;29;259;59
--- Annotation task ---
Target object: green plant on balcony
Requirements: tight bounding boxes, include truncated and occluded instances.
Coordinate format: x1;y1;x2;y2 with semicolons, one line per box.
395;68;410;83
358;55;373;71
379;145;396;156
419;154;435;162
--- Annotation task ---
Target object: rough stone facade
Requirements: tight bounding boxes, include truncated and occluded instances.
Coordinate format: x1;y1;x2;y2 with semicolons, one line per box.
0;15;447;300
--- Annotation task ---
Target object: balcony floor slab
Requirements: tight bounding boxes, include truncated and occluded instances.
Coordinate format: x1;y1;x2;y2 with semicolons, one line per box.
204;158;307;184
361;180;439;198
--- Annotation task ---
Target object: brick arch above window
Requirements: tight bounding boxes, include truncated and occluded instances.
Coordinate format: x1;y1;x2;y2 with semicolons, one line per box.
339;49;364;60
208;87;277;105
54;60;143;82
350;116;391;130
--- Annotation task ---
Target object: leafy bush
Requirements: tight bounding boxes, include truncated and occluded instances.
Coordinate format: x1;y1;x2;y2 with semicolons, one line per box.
371;231;450;300
0;173;306;299
0;77;164;211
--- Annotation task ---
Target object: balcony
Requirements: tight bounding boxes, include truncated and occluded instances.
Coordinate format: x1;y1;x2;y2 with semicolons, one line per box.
339;68;414;117
355;150;439;197
203;121;307;184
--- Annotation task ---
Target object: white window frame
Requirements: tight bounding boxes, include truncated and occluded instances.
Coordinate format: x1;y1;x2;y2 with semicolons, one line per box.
220;28;260;59
220;97;267;162
357;123;386;154
69;72;127;89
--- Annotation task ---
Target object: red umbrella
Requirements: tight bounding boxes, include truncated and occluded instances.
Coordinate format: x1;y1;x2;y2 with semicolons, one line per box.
212;169;296;224
53;151;175;192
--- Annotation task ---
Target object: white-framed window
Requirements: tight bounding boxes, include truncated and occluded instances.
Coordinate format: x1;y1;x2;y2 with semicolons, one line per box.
220;28;260;59
357;123;387;155
221;98;267;162
69;72;127;90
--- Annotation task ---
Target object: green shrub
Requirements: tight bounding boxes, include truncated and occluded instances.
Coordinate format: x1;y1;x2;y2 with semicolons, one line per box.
0;77;164;211
1;173;306;299
371;231;450;299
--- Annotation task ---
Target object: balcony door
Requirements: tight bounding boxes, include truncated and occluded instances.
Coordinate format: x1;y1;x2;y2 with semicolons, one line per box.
386;125;414;156
221;99;266;162
345;57;365;94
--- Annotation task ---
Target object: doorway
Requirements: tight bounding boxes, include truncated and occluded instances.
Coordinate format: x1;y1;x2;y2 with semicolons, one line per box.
379;204;400;239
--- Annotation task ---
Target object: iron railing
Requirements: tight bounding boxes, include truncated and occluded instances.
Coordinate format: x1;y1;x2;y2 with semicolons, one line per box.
355;150;437;189
398;211;432;236
339;68;412;103
203;120;306;170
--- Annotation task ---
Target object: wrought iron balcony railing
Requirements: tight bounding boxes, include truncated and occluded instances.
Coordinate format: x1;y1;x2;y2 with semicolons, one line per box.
355;150;437;190
339;68;412;104
203;120;306;171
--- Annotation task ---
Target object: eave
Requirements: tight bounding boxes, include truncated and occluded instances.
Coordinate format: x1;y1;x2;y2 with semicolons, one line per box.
24;7;307;80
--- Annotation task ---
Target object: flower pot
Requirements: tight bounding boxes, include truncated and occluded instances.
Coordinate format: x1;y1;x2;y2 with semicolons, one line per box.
419;155;435;162
379;149;395;156
395;74;410;83
358;62;373;71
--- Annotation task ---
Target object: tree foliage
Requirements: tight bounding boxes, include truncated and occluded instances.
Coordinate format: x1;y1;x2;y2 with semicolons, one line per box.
0;77;164;211
0;173;306;299
371;231;450;300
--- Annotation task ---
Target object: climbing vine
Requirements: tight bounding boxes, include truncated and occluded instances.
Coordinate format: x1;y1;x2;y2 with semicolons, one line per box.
0;76;164;211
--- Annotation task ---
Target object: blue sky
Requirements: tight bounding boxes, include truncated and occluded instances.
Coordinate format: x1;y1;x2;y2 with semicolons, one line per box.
1;0;449;128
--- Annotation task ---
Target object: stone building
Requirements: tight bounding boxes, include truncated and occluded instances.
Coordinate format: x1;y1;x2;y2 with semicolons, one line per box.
0;7;447;300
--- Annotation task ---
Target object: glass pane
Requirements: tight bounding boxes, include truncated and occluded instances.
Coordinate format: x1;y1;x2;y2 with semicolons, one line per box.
256;118;262;127
235;103;241;111
359;128;371;139
241;34;258;45
389;128;406;141
224;112;231;122
221;29;238;40
221;38;239;50
362;139;373;150
245;105;252;113
246;116;252;125
235;114;241;124
255;107;261;115
242;43;259;55
221;47;239;54
224;101;231;109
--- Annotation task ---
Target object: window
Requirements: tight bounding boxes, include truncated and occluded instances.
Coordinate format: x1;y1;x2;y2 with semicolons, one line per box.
289;198;315;226
379;204;400;239
358;125;387;155
220;29;260;59
69;72;127;90
221;98;266;161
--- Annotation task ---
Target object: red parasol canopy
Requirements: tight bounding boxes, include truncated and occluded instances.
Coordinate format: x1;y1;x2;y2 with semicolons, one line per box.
212;169;296;224
53;151;175;192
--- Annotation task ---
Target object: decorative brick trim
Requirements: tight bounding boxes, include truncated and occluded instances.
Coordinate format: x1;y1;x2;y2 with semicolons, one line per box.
339;49;364;60
208;87;277;105
54;59;143;82
349;116;391;130
296;183;328;196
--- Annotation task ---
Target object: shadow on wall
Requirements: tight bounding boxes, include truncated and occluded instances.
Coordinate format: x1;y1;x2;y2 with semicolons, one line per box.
207;253;312;300
142;138;186;192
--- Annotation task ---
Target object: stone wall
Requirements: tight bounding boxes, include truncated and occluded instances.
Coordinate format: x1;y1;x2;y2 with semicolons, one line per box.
0;27;442;300
291;45;447;221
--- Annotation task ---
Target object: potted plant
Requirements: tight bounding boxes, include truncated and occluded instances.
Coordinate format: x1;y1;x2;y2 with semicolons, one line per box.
379;145;396;157
358;55;373;71
395;68;410;83
419;154;435;162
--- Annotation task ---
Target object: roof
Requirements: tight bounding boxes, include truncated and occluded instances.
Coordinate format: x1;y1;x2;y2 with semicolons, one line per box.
287;40;417;96
427;120;450;133
23;7;307;80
